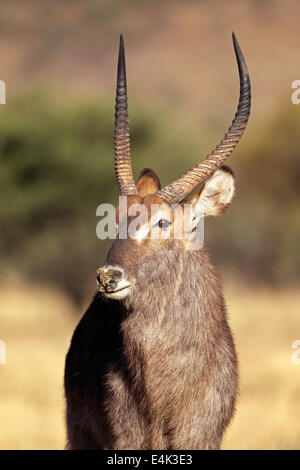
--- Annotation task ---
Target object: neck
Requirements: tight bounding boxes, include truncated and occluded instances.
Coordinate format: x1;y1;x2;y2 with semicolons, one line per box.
121;245;226;349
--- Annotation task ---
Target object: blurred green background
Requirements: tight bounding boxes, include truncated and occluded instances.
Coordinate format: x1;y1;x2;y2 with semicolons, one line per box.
0;0;299;302
2;91;300;302
0;0;300;450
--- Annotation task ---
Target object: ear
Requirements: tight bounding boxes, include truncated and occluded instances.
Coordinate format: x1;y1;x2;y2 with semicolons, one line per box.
136;168;161;196
186;166;235;220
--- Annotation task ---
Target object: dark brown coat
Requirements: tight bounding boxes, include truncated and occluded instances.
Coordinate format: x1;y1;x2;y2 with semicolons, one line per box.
64;170;238;450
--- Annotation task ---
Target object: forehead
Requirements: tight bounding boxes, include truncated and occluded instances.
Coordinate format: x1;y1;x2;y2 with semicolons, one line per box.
143;195;173;220
116;194;174;224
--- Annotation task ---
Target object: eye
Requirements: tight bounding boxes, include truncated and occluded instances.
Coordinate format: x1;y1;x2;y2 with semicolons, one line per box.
157;219;170;230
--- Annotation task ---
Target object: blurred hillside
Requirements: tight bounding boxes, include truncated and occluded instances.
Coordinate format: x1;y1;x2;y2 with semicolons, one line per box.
1;0;300;128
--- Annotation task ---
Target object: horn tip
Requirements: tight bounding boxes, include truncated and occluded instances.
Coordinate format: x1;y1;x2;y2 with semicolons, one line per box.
232;31;240;51
232;31;248;76
117;33;126;78
119;34;124;53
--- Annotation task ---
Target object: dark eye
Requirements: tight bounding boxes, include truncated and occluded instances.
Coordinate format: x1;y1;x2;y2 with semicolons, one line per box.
158;219;170;230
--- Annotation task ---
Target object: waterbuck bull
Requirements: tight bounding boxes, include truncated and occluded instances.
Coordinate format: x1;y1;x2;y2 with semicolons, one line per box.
64;33;251;450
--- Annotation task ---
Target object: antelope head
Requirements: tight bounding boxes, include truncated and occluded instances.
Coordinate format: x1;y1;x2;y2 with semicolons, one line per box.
97;34;251;300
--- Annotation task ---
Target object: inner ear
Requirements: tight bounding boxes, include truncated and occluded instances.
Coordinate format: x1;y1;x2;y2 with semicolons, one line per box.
185;166;235;217
136;168;161;197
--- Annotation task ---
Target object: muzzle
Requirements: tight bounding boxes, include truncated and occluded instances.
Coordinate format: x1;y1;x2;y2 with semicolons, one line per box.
96;266;131;300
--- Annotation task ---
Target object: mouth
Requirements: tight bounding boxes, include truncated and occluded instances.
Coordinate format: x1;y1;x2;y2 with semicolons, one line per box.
97;282;131;300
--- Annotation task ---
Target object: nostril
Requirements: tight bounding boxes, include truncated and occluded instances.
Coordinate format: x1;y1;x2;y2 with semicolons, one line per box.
108;279;117;290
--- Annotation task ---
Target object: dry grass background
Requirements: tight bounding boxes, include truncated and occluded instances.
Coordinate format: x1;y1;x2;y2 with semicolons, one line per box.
0;282;77;449
0;280;299;450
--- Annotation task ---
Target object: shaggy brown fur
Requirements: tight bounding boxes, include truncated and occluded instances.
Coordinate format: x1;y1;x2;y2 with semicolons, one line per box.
64;168;238;450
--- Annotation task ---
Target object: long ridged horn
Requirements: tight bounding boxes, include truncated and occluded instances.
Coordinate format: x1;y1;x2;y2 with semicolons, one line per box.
157;32;251;205
114;34;137;195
